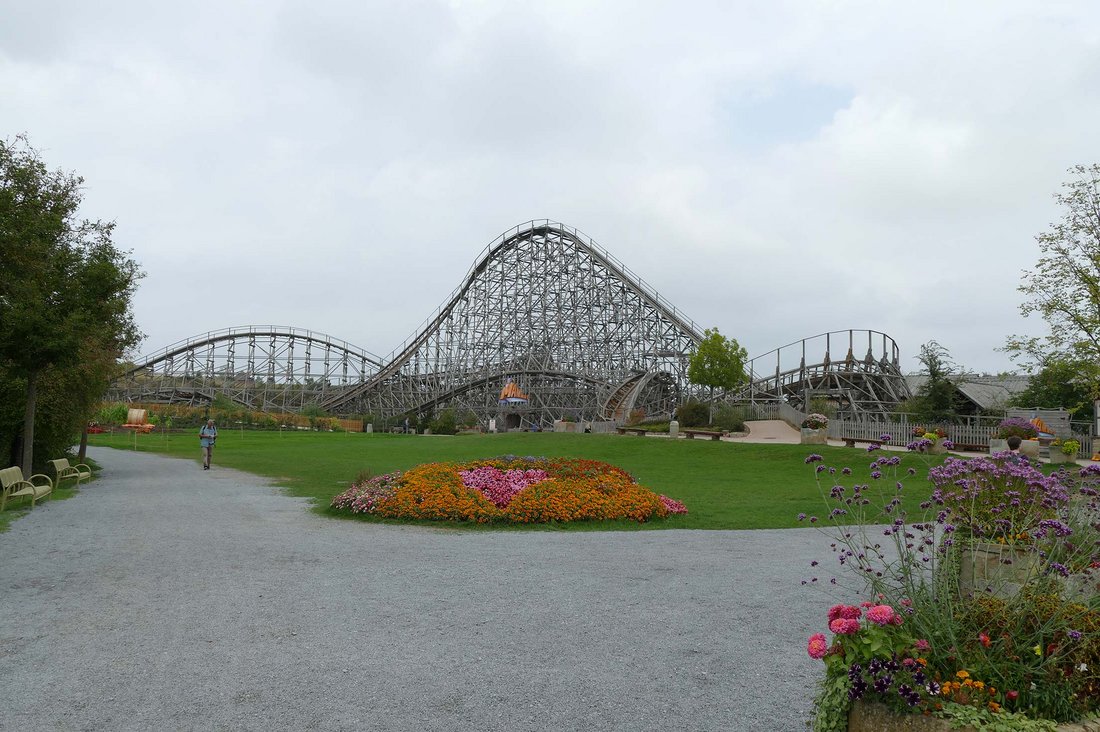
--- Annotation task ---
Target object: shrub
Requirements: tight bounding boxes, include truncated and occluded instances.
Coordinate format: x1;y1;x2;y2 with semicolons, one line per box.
429;409;458;435
711;403;747;432
675;400;709;427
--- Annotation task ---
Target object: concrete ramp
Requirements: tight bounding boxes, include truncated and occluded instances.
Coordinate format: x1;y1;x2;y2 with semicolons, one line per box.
731;419;800;444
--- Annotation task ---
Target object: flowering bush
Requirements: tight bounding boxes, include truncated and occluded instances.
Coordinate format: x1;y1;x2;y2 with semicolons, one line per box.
330;456;686;524
928;456;1068;544
1060;439;1082;457
801;440;1100;730
995;417;1039;440
802;413;829;430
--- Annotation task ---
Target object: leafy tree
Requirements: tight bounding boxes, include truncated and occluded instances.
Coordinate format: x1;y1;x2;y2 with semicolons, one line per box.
910;341;961;423
687;327;748;423
1005;164;1100;400
0;136;142;474
1010;356;1096;421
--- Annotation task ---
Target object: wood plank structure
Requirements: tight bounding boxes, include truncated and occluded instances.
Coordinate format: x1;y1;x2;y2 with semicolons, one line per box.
110;221;914;429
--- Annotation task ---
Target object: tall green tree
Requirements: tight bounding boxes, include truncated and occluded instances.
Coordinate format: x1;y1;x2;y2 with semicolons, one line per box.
687;328;748;424
911;340;960;423
1005;163;1100;399
0;136;142;474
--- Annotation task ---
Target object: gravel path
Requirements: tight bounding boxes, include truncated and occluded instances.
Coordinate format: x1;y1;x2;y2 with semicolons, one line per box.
0;447;844;731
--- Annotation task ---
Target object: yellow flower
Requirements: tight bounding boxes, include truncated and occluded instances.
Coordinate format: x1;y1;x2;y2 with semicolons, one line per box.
1033;645;1042;656
956;670;970;680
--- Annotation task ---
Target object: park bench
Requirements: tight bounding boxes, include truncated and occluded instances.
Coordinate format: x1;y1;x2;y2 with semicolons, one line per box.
683;429;723;441
616;427;649;436
838;437;883;448
48;458;92;487
0;466;53;511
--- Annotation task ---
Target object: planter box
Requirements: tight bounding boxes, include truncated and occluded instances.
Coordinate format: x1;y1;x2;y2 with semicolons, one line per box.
1020;439;1040;458
958;541;1039;599
800;427;827;445
988;438;1008;454
849;700;1096;731
1049;449;1077;464
928;439;947;455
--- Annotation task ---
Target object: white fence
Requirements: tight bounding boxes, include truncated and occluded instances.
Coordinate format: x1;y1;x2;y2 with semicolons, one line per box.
827;416;1094;457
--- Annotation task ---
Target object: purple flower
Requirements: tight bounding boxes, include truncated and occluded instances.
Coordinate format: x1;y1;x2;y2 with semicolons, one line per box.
805;454;824;464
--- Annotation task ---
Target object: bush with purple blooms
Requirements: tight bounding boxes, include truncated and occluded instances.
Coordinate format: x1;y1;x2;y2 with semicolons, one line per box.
801;438;1100;731
994;417;1039;440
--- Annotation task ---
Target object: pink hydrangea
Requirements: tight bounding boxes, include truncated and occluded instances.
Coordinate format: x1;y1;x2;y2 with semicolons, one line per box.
829;618;861;635
827;604;862;622
866;604;897;626
807;633;829;659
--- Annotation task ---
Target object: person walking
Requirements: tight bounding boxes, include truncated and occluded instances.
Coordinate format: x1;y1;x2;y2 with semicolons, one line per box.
199;419;218;470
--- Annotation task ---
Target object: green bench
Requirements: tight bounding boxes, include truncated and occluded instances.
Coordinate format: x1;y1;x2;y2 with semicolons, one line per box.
49;458;92;487
0;466;53;511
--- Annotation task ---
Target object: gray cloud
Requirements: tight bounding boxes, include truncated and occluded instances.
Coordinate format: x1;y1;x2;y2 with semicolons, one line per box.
3;0;1099;374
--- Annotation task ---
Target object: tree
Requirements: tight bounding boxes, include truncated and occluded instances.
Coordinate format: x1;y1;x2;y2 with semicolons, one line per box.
687;328;748;424
1010;356;1096;421
0;136;142;474
1005;164;1100;398
910;341;960;423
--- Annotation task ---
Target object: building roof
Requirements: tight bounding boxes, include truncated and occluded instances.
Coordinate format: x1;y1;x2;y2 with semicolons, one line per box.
903;374;1031;410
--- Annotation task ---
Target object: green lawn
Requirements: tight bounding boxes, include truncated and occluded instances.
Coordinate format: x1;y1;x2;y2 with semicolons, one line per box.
85;430;941;531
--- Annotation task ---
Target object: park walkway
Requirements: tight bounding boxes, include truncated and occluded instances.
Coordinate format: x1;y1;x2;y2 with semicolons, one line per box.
0;448;837;731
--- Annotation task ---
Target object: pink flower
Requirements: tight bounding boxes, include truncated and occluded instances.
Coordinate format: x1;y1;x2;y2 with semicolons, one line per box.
915;639;931;651
829;618;861;635
827;604;862;622
866;605;896;626
807;633;829;659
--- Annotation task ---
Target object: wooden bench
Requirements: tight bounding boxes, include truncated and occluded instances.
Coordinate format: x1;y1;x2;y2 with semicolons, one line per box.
616;427;649;436
839;437;883;448
48;458;92;487
683;429;723;441
0;466;53;511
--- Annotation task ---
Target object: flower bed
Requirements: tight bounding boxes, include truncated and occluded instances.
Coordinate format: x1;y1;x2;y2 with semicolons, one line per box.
801;440;1100;731
331;456;687;524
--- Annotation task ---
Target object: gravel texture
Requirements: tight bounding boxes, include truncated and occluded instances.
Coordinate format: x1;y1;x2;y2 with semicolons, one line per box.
0;447;842;731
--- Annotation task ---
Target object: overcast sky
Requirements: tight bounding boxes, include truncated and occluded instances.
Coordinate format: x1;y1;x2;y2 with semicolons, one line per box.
3;0;1098;375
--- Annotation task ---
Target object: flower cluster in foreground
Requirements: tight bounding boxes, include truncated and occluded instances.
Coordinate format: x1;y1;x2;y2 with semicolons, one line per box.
800;436;1100;731
331;456;687;524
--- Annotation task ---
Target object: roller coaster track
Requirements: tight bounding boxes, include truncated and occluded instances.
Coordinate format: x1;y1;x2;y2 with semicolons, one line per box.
316;220;703;416
110;326;385;412
731;329;910;414
111;222;911;425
